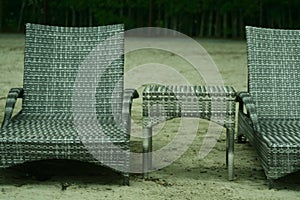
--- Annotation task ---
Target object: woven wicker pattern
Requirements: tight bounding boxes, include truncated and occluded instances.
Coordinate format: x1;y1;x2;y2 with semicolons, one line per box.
0;23;137;185
238;26;300;183
247;27;300;120
23;23;124;115
142;85;236;180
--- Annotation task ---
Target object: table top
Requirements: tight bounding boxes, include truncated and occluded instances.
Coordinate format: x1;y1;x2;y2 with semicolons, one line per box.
143;85;236;98
142;85;236;127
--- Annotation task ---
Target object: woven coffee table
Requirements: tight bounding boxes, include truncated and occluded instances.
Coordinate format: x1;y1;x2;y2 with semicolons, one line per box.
142;85;236;180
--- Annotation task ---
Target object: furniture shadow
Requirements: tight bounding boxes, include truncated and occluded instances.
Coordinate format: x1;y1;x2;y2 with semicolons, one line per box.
0;159;124;187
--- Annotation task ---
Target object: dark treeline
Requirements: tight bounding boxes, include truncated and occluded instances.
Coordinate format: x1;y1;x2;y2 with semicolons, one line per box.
0;0;299;38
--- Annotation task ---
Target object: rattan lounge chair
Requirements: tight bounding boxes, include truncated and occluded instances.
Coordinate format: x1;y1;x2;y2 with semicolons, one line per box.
0;23;138;185
237;26;300;185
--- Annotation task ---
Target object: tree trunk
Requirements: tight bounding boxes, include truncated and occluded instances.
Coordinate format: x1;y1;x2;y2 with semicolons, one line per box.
189;15;194;36
270;18;274;28
127;2;132;27
200;12;205;37
156;4;162;27
89;8;93;26
18;0;26;32
208;10;213;37
148;0;153;27
288;7;292;27
223;13;228;38
71;6;76;26
0;0;2;32
259;0;263;26
43;0;47;24
32;0;37;23
232;13;238;38
79;10;83;26
214;11;221;37
164;9;168;28
239;13;244;38
119;3;123;26
65;9;69;26
172;16;177;31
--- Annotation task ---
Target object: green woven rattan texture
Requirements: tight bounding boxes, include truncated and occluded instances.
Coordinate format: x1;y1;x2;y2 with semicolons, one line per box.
0;24;130;174
23;23;124;115
247;26;300;120
143;85;236;128
239;26;300;180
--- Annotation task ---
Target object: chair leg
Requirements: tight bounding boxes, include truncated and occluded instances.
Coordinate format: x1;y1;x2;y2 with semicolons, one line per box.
123;173;130;186
237;134;244;143
237;129;247;143
142;127;152;179
267;178;275;189
237;114;249;144
226;127;234;181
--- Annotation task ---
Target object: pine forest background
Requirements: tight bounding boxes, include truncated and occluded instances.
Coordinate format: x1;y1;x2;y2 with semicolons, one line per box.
0;0;300;38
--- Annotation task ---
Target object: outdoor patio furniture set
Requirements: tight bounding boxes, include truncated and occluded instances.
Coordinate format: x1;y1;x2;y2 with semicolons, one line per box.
0;24;299;186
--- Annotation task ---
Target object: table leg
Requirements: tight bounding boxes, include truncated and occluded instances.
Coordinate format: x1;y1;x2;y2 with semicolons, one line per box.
226;126;234;181
143;126;152;178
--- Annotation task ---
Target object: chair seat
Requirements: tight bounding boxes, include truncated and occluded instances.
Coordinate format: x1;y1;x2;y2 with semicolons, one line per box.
0;113;130;169
0;113;128;144
259;120;300;148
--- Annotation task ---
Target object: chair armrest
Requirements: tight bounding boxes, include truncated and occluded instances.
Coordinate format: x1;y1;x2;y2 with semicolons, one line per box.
236;91;260;132
122;89;139;132
1;88;24;128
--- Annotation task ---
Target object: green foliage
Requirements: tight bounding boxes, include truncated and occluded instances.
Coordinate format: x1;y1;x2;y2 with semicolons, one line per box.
1;0;300;37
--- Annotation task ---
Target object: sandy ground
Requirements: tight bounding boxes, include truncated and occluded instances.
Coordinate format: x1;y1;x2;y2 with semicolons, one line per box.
0;34;300;200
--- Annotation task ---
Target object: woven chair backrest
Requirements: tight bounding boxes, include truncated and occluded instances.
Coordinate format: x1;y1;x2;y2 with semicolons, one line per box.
246;26;300;119
23;23;124;116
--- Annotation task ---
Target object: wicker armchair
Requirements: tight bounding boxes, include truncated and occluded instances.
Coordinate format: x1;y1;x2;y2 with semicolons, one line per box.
237;26;300;185
0;23;138;185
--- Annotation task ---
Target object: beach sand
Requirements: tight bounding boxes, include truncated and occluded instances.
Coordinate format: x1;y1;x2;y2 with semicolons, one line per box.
0;34;300;200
